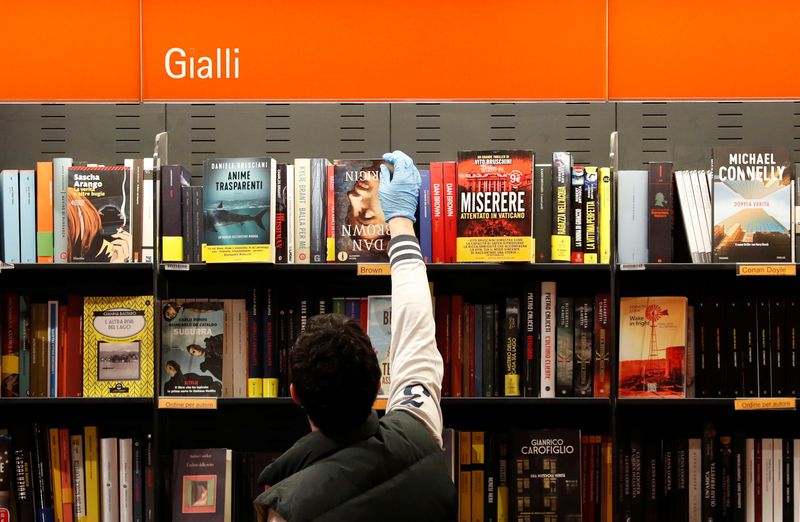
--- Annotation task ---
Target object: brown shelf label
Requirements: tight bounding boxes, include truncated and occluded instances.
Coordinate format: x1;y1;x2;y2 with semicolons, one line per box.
373;398;387;410
736;264;796;276
357;263;391;276
163;263;191;271
734;398;796;411
158;397;217;410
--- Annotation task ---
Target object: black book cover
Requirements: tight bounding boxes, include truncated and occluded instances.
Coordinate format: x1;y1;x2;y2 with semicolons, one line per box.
741;299;759;397
485;433;498;522
661;438;674;522
523;288;538;397
672;438;689;522
701;423;718;522
570;166;585;263
556;297;574;397
551;153;573;263
712;300;727;397
728;300;745;397
145;434;155;522
493;305;501;397
648;162;674;263
784;438;794;522
133;438;143;522
642;437;660;522
630;433;643;522
573;298;593;397
731;436;746;522
160;165;191;260
171;448;227;522
619;435;632;522
533;164;553;263
511;429;582;521
718;435;733;520
503;298;521;397
483;303;495;398
757;298;772;396
192;186;204;264
787;298;800;396
181;185;193;263
770;298;788;396
263;288;278;396
31;423;54;519
696;300;711;398
279;307;290;397
9;425;34;522
274;164;288;263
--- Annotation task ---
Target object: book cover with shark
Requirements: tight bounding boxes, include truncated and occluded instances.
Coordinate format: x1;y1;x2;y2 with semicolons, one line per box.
712;147;793;262
202;157;276;263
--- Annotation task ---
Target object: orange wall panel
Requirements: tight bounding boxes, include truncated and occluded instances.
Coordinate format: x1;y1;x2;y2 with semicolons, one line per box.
141;0;606;101
0;0;140;101
609;0;800;100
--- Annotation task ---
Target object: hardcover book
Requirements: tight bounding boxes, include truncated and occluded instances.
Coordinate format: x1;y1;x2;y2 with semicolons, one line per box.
172;449;228;522
82;296;154;398
511;429;582;521
161;301;224;397
712;147;793;262
333;159;390;263
619;296;687;398
366;296;392;397
456;150;534;262
202;157;277;263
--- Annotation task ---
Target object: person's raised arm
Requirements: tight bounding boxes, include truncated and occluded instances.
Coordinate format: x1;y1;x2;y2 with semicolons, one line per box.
379;151;444;447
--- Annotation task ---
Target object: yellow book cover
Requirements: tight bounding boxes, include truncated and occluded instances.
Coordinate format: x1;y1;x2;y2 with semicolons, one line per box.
83;427;100;522
471;432;485;522
456;150;534;262
599;167;611;264
82;296;154;398
49;428;64;522
459;431;472;522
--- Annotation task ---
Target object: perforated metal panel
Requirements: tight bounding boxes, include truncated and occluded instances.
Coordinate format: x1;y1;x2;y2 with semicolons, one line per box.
389;102;615;167
0;104;166;168
616;101;800;169
165;103;391;179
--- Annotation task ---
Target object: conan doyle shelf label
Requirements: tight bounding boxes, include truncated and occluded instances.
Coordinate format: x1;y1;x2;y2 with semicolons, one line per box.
456;151;534;263
736;264;796;276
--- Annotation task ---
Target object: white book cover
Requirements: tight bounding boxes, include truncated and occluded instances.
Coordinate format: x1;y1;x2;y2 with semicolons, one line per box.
70;435;87;519
142;157;155;263
774;439;783;521
674;171;700;263
269;159;277;263
746;438;754;522
100;437;120;522
616;170;648;264
119;438;133;522
294;158;311;264
763;438;773;522
287;165;295;263
688;438;701;522
689;171;712;263
539;281;556;398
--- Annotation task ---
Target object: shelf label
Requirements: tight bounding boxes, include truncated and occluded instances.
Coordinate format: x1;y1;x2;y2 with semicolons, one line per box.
158;397;217;410
357;263;391;276
736;264;796;276
373;398;387;410
163;263;191;271
734;398;796;411
619;264;645;271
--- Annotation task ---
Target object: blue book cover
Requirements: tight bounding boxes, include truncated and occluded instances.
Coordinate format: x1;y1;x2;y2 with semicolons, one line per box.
474;303;483;397
161;300;224;397
418;169;432;263
19;295;30;397
19;170;36;263
53;157;73;263
367;295;392;396
1;170;20;263
344;298;360;323
202;157;276;263
48;301;57;397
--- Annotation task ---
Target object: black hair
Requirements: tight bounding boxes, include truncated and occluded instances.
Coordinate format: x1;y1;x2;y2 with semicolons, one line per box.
290;313;381;432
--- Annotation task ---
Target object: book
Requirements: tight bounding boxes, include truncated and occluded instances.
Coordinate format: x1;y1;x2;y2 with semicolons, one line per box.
0;432;12;521
181;186;193;263
100;437;119;522
431;162;445;263
459;431;471;521
540;282;556;398
617;170;648;264
455;150;534;262
573;298;593;397
85;426;100;522
593;294;611;398
367;295;392;397
444;161;457;263
119;438;133;522
502;297;521;397
274;164;288;263
712;147;793;262
202;157;277;263
67;166;133;262
583;167;599;264
161;301;224;397
142;158;155;263
293;158;311;264
2;292;19;397
310;158;330;263
59;429;74;522
598;167;612;264
618;296;688;398
124;158;144;262
333;159;390;263
419;168;432;263
675;170;702;263
172;449;228;521
552;152;573;262
286;165;295;263
54;157;73;263
0;170;20;264
556;297;574;397
36;161;55;263
571;166;585;263
48;428;64;522
70;434;87;522
511;429;582;521
648;162;674;263
534;164;553;263
326;164;336;262
192;186;205;264
82;296;155;398
161;165;191;262
19;169;36;263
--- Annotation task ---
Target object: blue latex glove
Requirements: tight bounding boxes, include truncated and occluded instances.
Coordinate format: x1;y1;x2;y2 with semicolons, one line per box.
379;150;421;222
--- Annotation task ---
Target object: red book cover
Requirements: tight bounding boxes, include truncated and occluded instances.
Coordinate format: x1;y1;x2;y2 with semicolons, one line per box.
59;428;75;522
468;305;475;397
450;295;463;397
435;295;452;396
2;292;19;397
430;162;445;263
443;161;457;263
593;293;611;398
360;297;368;333
326;163;336;263
66;296;83;397
57;304;68;398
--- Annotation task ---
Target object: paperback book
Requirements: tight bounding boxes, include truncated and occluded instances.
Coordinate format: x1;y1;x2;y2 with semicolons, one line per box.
366;296;392;396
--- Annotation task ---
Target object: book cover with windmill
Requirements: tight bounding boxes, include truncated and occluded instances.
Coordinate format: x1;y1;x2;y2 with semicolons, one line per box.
619;296;687;398
712;147;793;262
202;157;277;263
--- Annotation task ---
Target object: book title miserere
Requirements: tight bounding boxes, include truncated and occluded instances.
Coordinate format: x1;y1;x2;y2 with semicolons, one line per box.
459;154;526;219
717;152;787;181
520;437;577;455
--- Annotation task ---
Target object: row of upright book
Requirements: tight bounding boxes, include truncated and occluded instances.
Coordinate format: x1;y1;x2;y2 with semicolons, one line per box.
618;147;798;264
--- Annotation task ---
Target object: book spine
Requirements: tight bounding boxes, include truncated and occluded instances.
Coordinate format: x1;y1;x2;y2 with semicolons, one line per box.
689;438;702;522
746;438;755;522
648;162;674;263
19;170;36;263
451;295;464;397
274;164;287;263
573;297;593;397
556;297;574;397
484;433;497;522
326;163;335;262
263;288;278;397
2;292;19;397
787;298;800;397
631;434;643;520
617;170;649;264
796;163;800;262
794;440;800;522
32;423;55;522
443;161;457;263
599;167;612;264
533;164;553;263
571;166;585;263
247;288;263;398
431;162;445;263
771;298;788;397
523;289;537;397
473;304;481;397
286;164;295;263
482;303;495;398
47;301;57;397
593;293;611;397
619;437;631;522
712;299;727;397
583;166;599;264
729;301;745;397
142;158;155;263
144;435;154;522
70;435;86;522
758;299;772;396
310;159;328;263
160;165;185;262
66;296;82;397
502;298;521;397
180;186;193;263
125;159;144;262
1;170;20;263
119;439;133;522
702;424;718;522
48;428;64;522
459;431;472;522
643;437;659;522
540;281;556;397
19;296;30;397
59;429;74;522
192;186;204;264
687;305;696;398
696;299;711;398
435;295;452;396
763;439;773;522
674;438;689;521
552;152;573;262
36;162;54;263
294;158;311;264
461;301;469;397
84;427;99;522
100;438;119;522
471;432;485;522
57;304;68;398
497;434;509;522
53;158;72;263
783;438;792;522
132;439;142;522
419;168;432;263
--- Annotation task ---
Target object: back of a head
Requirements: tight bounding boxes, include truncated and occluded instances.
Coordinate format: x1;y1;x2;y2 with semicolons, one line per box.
290;313;381;432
